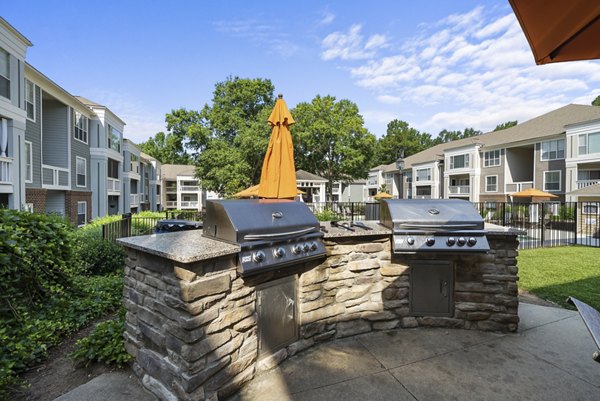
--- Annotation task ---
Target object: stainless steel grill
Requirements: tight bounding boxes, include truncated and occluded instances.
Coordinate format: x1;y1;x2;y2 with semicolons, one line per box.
380;199;490;254
203;199;326;276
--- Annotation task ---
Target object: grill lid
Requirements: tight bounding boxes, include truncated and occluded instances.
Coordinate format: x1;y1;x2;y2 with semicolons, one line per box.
203;199;321;244
380;199;485;232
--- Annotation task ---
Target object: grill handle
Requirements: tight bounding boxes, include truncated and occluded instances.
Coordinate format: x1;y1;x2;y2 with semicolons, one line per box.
244;227;317;241
397;223;480;229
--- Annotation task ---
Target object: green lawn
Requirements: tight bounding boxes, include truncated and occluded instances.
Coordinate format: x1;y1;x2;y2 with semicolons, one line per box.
518;246;600;310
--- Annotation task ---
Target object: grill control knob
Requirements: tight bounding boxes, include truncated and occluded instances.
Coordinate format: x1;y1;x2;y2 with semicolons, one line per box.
426;237;435;246
447;237;456;246
274;247;286;258
310;241;318;251
303;243;311;253
467;237;477;246
457;237;467;246
406;237;415;245
292;244;303;255
252;250;266;263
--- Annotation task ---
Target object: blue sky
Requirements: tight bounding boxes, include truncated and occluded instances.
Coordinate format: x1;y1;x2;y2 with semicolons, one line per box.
4;1;600;144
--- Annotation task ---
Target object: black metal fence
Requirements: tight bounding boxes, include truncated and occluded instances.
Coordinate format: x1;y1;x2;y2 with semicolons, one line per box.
304;202;380;221
101;211;204;242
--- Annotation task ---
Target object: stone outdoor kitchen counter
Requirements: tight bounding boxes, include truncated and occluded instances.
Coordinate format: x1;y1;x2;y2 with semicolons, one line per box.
117;222;521;401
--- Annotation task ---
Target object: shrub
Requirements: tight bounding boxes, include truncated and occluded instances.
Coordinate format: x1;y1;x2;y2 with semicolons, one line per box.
70;308;132;367
314;208;342;221
72;229;126;275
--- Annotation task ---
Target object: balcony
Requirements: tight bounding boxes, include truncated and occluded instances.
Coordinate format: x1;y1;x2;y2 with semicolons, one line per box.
130;193;139;206
42;164;70;189
179;185;200;192
448;185;470;195
180;201;199;209
0;156;12;184
107;177;120;193
505;181;533;193
166;186;177;193
577;180;600;189
166;201;177;208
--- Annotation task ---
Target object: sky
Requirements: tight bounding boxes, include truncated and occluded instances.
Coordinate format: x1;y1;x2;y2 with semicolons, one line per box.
4;1;600;144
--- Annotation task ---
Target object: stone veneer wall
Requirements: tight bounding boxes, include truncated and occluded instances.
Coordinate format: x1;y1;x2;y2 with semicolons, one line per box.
122;232;519;401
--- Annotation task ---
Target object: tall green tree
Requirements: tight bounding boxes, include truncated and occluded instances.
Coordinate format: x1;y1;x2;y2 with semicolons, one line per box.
592;95;600;106
139;131;191;164
493;121;518;131
292;95;376;200
374;120;432;165
433;127;482;145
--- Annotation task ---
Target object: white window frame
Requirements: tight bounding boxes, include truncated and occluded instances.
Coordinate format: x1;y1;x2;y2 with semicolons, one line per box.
76;156;87;187
25;141;32;183
582;202;599;215
0;47;9;100
543;170;561;192
77;201;87;227
485;175;498;193
25;80;36;121
449;154;470;169
578;132;600;156
73;111;89;144
415;168;432;182
484;150;501;167
540;139;565;161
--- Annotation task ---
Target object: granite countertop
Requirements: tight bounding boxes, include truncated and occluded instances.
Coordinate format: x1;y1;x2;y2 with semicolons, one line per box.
320;221;391;238
117;230;240;264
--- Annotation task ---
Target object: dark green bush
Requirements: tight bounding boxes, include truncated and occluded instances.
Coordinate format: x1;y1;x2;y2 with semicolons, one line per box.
70;308;132;367
72;229;126;275
314;208;342;221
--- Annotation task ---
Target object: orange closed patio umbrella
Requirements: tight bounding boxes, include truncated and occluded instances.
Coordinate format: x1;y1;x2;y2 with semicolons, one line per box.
258;94;297;199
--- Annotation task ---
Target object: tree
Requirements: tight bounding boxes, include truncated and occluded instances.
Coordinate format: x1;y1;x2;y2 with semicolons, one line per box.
292;95;376;200
374;120;432;165
433;127;482;145
139;131;192;164
195;140;251;197
592;95;600;106
493;121;518;131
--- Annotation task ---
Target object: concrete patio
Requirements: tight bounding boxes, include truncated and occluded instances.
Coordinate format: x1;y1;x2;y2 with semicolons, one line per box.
56;302;600;401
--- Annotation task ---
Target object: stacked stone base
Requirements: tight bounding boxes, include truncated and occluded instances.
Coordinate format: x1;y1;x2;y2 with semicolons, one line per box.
122;232;519;400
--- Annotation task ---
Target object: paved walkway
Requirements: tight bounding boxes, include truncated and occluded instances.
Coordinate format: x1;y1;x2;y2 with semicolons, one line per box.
56;303;600;401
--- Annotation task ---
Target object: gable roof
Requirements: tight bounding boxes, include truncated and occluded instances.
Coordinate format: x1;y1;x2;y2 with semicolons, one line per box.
296;169;327;181
161;164;197;179
568;183;600;196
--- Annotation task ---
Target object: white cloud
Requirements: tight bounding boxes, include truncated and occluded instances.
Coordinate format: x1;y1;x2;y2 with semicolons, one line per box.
321;24;387;61
321;6;600;135
320;12;335;26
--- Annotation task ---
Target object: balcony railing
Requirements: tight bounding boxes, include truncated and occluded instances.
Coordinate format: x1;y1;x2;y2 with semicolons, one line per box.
130;193;139;205
42;164;70;189
577;180;600;189
166;201;177;208
448;185;470;195
107;177;120;193
505;181;533;193
179;185;200;192
180;201;199;209
0;157;12;184
166;186;177;193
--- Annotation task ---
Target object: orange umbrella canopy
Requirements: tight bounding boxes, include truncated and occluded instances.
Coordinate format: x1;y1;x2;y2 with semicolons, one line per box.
511;188;558;198
510;0;600;64
234;184;304;198
258;94;297;199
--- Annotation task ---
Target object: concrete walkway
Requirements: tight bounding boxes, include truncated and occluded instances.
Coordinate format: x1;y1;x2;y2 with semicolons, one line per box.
55;303;600;401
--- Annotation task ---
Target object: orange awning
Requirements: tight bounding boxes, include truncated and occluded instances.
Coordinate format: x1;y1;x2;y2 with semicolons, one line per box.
511;188;558;198
373;192;393;199
258;94;297;199
510;0;600;64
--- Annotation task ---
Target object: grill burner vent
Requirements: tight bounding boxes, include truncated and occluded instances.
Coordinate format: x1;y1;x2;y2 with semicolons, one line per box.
380;199;490;254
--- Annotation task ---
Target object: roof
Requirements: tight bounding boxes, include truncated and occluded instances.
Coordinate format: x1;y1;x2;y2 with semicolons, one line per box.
568;183;600;196
296;169;327;182
0;17;33;47
401;104;600;170
75;96;105;108
161;164;197;179
140;152;158;162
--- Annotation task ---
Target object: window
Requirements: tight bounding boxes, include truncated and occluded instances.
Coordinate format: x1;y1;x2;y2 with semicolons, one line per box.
73;111;88;143
107;125;121;152
415;168;431;181
578;132;600;155
130;154;139;173
484;150;500;167
450;154;469;169
25;80;35;120
578;170;600;181
541;139;565;160
76;157;86;187
543;170;561;192
25;141;32;183
485;175;498;192
583;202;599;215
77;201;87;227
0;47;9;99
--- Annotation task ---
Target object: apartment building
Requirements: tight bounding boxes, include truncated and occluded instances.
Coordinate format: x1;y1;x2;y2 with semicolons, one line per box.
141;152;162;212
386;104;600;204
161;164;203;211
